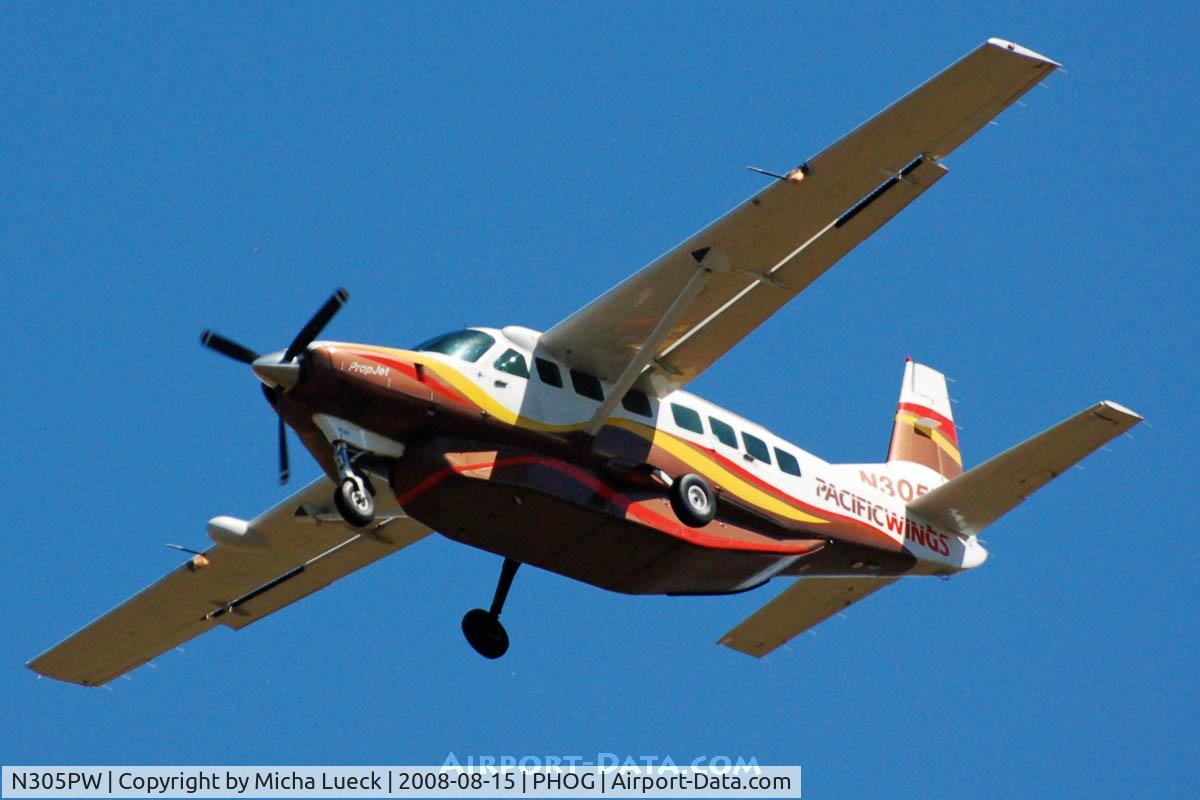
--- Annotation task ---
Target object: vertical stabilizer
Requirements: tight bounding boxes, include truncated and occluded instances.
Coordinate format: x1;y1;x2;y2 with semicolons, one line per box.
887;359;962;480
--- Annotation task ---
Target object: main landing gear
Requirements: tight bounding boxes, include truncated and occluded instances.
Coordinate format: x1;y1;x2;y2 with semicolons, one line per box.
331;441;375;528
462;557;520;659
670;473;716;528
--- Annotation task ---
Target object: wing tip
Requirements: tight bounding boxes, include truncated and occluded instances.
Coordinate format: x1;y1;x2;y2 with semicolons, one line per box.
26;651;117;687
25;659;84;686
1098;400;1144;423
717;636;767;658
985;37;1062;68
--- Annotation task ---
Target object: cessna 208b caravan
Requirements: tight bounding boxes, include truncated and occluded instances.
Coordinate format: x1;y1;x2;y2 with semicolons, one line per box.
31;39;1141;686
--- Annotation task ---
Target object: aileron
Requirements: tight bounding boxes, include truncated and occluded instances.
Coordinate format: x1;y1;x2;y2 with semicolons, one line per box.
28;478;431;686
541;39;1058;394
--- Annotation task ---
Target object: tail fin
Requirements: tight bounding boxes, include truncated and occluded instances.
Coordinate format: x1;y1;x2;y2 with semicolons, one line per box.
887;358;962;480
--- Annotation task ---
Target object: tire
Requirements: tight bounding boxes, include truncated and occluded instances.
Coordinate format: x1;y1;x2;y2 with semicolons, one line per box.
334;476;375;528
670;473;716;528
461;608;509;659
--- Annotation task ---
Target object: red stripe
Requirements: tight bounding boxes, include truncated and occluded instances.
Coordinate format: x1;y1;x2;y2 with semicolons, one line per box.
338;349;900;550
897;402;958;444
699;443;794;500
683;442;868;531
353;351;472;407
395;454;823;555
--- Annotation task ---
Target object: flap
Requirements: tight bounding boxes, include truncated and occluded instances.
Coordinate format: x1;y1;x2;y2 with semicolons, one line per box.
27;478;431;686
539;39;1058;394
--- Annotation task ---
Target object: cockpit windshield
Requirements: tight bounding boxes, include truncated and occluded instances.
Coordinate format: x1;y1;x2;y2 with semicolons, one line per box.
413;329;496;363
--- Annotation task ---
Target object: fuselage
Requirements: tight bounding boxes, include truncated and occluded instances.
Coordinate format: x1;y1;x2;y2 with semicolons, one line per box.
275;325;985;595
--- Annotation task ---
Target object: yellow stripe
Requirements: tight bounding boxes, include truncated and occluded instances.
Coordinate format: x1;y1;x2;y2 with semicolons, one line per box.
895;411;962;465
338;344;828;524
342;344;579;431
626;419;828;525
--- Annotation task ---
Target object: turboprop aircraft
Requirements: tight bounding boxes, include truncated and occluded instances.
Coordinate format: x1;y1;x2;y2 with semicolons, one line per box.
30;38;1142;686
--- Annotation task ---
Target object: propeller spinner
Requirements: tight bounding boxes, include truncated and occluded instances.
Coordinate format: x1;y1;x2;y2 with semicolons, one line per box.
200;288;350;484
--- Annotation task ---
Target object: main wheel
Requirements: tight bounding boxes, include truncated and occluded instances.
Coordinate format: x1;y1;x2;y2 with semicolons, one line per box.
334;476;375;528
670;473;716;528
461;608;509;659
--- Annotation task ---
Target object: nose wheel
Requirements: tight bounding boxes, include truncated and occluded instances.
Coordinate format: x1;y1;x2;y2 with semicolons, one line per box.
334;475;374;528
462;557;520;659
331;440;375;528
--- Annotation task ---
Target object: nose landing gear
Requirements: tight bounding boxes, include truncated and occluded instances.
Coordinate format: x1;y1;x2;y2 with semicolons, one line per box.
331;440;375;528
333;475;374;528
462;557;521;659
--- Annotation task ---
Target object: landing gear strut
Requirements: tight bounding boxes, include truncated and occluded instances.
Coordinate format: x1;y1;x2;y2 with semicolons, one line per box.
331;441;374;528
462;558;520;659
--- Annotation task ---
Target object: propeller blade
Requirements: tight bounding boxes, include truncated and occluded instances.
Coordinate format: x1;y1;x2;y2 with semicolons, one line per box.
283;288;350;362
276;389;290;485
200;330;260;364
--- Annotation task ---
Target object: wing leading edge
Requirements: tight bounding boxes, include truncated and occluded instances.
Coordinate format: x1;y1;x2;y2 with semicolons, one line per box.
540;39;1059;395
28;478;431;687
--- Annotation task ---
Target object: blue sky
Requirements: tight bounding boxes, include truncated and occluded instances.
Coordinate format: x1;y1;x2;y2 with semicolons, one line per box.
2;3;1197;798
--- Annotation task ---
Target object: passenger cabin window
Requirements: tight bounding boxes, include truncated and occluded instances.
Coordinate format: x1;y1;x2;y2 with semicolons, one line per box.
709;417;738;448
494;348;529;379
742;432;771;464
775;448;802;477
671;403;704;435
621;389;652;418
570;369;604;401
535;357;563;387
414;329;495;363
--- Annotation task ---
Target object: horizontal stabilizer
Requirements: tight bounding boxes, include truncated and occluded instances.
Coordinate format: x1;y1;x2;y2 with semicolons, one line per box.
718;577;897;657
907;401;1142;536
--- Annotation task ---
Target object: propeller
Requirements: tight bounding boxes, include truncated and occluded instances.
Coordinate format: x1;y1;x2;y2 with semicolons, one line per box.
199;331;259;364
201;288;350;484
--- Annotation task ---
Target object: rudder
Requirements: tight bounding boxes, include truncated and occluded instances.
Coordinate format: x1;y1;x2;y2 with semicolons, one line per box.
887;358;962;480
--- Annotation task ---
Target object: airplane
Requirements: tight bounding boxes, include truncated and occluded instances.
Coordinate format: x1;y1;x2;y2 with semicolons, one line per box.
29;38;1142;687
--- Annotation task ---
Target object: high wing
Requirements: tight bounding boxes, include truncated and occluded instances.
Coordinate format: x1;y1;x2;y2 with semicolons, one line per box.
908;401;1143;537
28;478;431;686
718;577;898;657
540;39;1059;395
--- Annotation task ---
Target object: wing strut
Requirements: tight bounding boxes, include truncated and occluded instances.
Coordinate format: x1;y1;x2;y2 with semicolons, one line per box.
583;246;731;435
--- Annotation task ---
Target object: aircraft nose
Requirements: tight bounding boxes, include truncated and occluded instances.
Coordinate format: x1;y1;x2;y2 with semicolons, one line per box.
251;351;300;390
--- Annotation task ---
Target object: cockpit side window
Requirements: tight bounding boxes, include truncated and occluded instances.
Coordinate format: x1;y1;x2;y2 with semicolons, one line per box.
414;330;496;363
494;348;529;379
